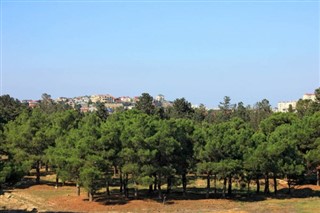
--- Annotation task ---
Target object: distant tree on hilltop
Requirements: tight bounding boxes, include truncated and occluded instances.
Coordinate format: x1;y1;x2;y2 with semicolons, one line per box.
135;93;155;115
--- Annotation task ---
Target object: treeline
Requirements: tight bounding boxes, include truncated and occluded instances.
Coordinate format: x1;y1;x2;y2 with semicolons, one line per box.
0;90;320;201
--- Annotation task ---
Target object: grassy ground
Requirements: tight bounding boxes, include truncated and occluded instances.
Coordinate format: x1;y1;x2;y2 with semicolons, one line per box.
293;198;320;213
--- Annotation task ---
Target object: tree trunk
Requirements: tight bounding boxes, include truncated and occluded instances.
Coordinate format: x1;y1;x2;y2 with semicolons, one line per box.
214;174;217;194
223;177;227;197
125;174;129;198
247;181;250;194
55;175;59;188
149;184;153;194
227;176;232;196
88;191;93;202
288;180;291;194
106;181;110;196
317;169;320;186
264;173;269;194
134;181;138;198
119;171;123;193
76;183;80;196
123;178;127;197
206;174;210;198
45;163;49;173
154;174;158;191
113;166;118;177
256;176;260;194
158;174;162;199
166;176;172;194
36;161;40;184
149;175;153;194
182;173;187;197
273;174;277;195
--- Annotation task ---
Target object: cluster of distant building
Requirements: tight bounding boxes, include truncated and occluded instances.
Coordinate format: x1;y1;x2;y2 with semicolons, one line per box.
22;94;173;113
21;92;317;114
277;93;316;113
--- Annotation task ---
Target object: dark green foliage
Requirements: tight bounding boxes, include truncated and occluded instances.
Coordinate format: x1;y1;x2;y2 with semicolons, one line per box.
39;93;71;114
235;102;250;122
171;98;194;119
119;111;158;197
4;109;53;183
135;93;155;115
217;96;235;122
296;99;312;117
1;91;320;199
268;124;305;189
296;88;320;117
260;112;297;135
315;88;320;102
45;110;82;183
95;102;109;121
250;99;272;130
296;99;320;117
0;95;27;127
193;104;207;122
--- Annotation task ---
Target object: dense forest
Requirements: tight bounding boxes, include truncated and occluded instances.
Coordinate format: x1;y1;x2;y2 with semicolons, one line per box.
1;89;320;202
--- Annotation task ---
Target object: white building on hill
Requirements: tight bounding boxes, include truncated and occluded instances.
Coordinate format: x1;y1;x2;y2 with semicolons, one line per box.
303;93;316;101
277;101;297;112
277;92;316;112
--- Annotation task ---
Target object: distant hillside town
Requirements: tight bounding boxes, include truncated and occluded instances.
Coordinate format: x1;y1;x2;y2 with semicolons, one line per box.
21;94;173;113
20;92;317;114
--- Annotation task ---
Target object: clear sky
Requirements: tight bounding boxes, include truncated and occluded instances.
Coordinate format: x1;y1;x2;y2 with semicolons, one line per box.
1;0;319;108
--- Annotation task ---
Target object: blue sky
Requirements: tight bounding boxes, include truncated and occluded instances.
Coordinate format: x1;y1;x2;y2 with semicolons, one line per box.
1;0;319;107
